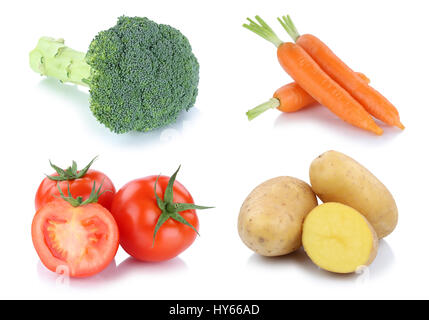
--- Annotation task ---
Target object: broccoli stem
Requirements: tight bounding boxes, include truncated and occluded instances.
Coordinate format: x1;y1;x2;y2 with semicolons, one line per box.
29;37;91;87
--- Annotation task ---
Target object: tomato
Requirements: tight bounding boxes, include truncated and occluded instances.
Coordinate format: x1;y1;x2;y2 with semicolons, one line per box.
32;199;119;278
35;159;115;211
110;170;207;262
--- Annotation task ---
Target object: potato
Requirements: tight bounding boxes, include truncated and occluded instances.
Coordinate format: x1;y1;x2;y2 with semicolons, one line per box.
238;176;318;256
309;150;398;238
302;202;378;273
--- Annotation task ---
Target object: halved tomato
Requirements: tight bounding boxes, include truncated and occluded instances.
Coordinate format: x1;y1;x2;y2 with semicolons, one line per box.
32;199;119;278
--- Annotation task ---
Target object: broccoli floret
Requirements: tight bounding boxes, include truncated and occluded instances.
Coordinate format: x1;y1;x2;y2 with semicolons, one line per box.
29;16;199;134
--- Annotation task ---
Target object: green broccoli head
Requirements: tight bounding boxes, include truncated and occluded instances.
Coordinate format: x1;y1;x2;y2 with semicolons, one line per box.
86;16;199;133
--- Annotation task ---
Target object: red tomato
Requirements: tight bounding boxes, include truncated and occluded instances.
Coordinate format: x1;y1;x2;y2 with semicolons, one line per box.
35;169;115;211
111;175;199;262
32;199;119;278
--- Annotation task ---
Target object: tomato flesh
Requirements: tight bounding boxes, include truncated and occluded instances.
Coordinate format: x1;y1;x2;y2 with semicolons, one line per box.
32;200;119;278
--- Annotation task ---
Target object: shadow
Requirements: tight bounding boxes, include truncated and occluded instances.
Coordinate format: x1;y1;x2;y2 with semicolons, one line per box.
114;256;188;279
274;104;403;142
37;78;103;136
36;255;189;288
367;240;395;278
36;77;202;146
36;259;118;289
109;106;201;148
246;240;395;283
38;77;90;107
36;260;58;283
247;247;309;269
246;248;356;280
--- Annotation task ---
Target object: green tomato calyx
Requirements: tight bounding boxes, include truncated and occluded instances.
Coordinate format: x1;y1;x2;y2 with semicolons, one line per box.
152;166;213;246
46;156;98;181
56;180;109;207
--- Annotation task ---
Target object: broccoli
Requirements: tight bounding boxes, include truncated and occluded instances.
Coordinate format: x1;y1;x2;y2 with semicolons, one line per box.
29;16;199;134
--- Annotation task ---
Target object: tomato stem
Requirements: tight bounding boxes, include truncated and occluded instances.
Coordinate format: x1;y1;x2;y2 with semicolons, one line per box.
56;180;110;207
47;156;98;181
166;203;176;213
152;166;214;247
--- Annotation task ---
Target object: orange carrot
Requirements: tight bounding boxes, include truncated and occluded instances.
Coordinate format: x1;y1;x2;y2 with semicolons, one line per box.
246;72;370;120
278;15;404;129
243;16;383;135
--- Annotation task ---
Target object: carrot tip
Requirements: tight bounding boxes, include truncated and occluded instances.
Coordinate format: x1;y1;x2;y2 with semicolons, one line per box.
397;122;405;130
374;128;384;136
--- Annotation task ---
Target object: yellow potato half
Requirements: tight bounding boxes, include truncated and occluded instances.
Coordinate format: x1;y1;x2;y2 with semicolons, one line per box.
238;177;318;256
302;202;378;274
309;150;398;238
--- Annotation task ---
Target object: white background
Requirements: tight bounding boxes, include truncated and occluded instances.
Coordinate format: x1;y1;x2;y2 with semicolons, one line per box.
0;0;428;299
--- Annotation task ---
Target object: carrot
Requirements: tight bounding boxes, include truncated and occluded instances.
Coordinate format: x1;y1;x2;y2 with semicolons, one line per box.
246;72;370;120
243;16;383;135
278;15;404;129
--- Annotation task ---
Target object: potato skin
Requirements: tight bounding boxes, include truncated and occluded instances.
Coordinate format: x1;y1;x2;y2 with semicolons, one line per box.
238;177;318;256
309;151;398;238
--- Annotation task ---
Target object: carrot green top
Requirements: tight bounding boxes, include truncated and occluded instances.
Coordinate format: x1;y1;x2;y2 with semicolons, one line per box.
243;16;285;48
277;15;301;42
